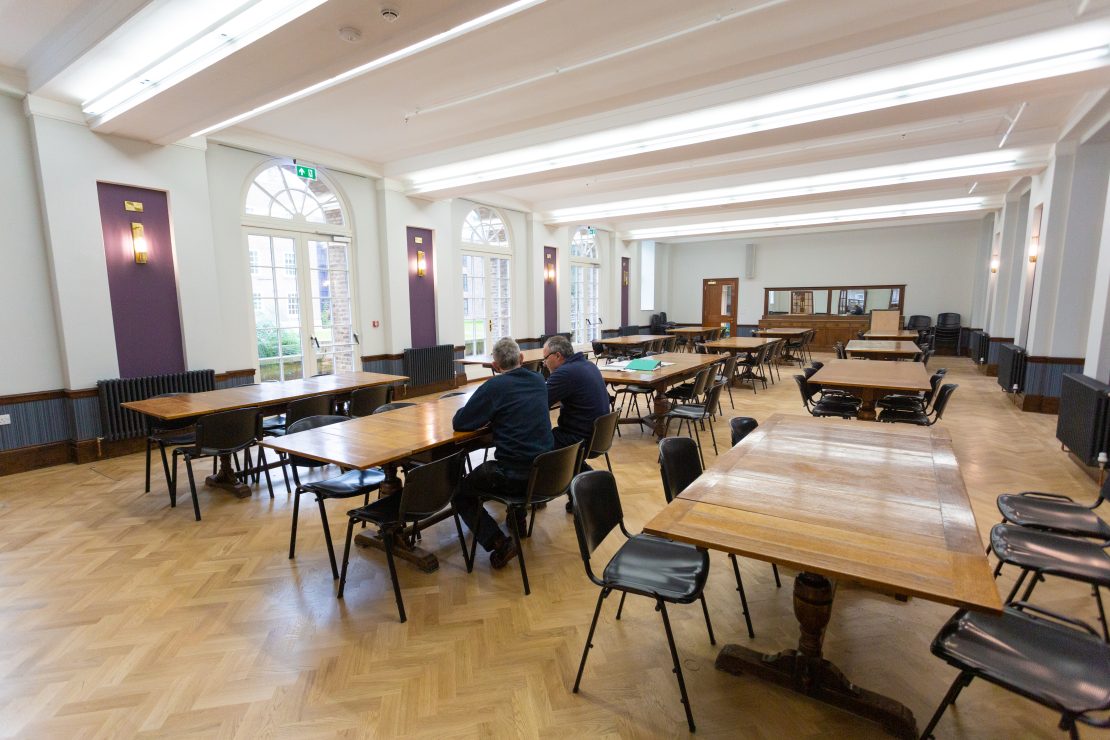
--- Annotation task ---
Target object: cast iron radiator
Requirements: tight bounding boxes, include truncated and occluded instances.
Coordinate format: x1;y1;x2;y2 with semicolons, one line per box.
403;344;456;388
969;330;990;365
1056;373;1110;467
997;343;1026;392
97;369;216;441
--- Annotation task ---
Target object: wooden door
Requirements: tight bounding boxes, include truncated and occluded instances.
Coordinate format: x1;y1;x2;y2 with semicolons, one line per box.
702;278;738;336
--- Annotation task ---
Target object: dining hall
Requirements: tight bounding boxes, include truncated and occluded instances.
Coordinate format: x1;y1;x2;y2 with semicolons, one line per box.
2;1;1110;737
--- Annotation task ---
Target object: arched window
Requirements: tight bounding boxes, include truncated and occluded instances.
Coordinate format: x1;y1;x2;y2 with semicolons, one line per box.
570;226;600;343
243;163;356;381
571;225;598;259
460;206;511;355
245;164;345;225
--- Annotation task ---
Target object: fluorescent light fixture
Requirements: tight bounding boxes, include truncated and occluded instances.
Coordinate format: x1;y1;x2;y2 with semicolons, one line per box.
545;150;1035;223
406;22;1110;194
84;0;329;127
192;0;546;137
623;197;996;240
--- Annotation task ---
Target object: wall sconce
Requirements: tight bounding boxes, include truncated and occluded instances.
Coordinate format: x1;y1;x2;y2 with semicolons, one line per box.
416;249;426;277
622;270;629;286
989;257;999;273
544;262;555;283
1028;239;1038;263
131;222;148;264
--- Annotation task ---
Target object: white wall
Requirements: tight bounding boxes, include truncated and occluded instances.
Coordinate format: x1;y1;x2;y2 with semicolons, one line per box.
0;94;64;394
661;220;982;325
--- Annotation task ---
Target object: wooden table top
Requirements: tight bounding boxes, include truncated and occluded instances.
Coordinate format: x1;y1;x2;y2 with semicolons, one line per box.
703;337;778;352
122;371;409;420
643;414;1001;611
809;358;931;392
667;326;719;335
461;347;546;366
864;330;920;341
597;352;719;388
259;392;486;469
846;340;921;356
755;327;811;337
598;334;672;346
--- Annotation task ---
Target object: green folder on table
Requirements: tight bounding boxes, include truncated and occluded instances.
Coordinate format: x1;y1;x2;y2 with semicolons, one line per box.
626;358;662;371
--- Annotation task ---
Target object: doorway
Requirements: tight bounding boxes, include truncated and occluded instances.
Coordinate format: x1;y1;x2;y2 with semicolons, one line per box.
461;252;512;355
702;278;739;336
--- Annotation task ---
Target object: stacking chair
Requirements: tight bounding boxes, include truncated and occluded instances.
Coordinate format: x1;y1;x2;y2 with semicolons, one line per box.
337;452;468;622
993;476;1110;542
877;369;946;414
464;443;580;595
802;365;859;403
260;393;335;490
568;471;715;733
285;415;386;580
348;385;393;417
729;416;759;446
144;393;195;494
171;406;273;521
761;339;782;384
665;365;712;405
581;410;620;473
794;375;860;419
613;379;656;433
920;602;1110;739
373;401;417;414
662;335;678;352
877;383;957;425
714;354;739;411
663;383;725;466
833;341;848;359
659;435;779;639
989;523;1110;639
735;345;768;393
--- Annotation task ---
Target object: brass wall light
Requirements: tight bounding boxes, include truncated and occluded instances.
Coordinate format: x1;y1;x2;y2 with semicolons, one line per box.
131;222;148;264
1028;238;1038;263
990;256;999;273
544;258;555;283
416;249;427;277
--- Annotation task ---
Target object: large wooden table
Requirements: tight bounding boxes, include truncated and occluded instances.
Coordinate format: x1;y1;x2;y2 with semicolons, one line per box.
667;326;719;348
598;352;720;436
461;347;545;373
597;334;671;350
809;359;931;420
260;392;487;571
123;371;407;495
703;336;777;354
755;326;810;338
864;330;920;341
845;340;921;361
643;414;1000;738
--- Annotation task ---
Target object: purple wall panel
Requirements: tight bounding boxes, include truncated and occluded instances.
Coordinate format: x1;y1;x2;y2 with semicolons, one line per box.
621;257;630;327
96;182;185;378
407;226;437;348
544;246;557;335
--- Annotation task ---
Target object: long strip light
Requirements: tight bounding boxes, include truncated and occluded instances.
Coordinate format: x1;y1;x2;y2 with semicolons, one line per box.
192;0;546;138
84;0;329;126
405;22;1110;194
623;198;996;241
545;150;1038;223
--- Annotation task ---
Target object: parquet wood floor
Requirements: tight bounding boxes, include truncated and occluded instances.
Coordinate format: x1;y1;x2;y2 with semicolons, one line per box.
0;357;1102;738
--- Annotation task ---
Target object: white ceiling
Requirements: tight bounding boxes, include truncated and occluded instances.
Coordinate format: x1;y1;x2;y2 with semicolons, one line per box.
7;0;1110;241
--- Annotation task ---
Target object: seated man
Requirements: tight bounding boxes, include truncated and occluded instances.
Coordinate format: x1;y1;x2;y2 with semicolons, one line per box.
453;337;553;568
542;334;611;456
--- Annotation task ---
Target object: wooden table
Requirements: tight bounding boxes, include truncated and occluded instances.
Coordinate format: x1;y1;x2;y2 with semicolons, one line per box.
123;371;407;496
597;334;671;350
809;359;931;420
667;326;720;349
863;330;920;341
755;327;810;338
461;347;545;373
845;340;921;361
598;352;720;436
643;414;1000;738
260;392;487;571
703;336;777;354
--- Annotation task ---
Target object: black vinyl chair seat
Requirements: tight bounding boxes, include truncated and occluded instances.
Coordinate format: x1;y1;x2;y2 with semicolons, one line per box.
877;383;957;425
992;524;1110;586
997;486;1110;539
601;534;708;601
921;604;1110;738
303;468;387;497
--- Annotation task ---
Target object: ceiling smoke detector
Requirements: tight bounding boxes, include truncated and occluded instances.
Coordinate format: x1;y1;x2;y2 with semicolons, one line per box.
380;8;399;22
338;26;362;43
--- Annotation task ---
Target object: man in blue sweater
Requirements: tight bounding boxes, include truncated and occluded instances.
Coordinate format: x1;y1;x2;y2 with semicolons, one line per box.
453;337;553;568
542;335;612;453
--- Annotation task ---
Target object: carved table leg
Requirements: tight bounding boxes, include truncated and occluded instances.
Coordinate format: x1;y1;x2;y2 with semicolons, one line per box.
856;388;879;421
205;454;251;498
651;390;672;438
353;462;440;573
714;572;917;738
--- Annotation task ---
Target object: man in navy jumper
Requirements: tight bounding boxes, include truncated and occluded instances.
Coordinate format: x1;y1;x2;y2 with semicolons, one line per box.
542;335;611;453
453;337;553;569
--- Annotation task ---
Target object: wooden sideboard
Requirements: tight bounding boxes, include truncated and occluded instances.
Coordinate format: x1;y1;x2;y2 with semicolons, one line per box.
758;315;871;351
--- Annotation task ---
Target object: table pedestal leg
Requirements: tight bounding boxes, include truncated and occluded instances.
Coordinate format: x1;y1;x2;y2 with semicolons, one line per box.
651;390;672;438
353;463;441;573
205;454;251;498
856;389;878;421
714;572;916;738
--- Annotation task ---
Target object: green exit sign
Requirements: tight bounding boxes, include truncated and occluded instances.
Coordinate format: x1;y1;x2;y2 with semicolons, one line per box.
296;164;317;180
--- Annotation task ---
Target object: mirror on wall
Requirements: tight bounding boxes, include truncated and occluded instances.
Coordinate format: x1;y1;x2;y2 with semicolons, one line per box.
763;285;904;317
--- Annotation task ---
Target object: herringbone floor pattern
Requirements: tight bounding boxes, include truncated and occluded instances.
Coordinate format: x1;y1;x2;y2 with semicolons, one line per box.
0;356;1101;738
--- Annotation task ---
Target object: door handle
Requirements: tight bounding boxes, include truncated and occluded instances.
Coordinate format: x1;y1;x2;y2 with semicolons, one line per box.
488;319;493;331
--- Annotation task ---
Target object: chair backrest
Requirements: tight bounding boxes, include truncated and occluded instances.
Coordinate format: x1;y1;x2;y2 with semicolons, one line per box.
719;354;739;382
286;394;336;426
793;375;813;410
373;401;417;414
195;407;261;453
689;366;712;397
658;436;701;503
700;382;725;414
906;314;932;329
569;470;625;558
834;341;847;359
729;417;758;446
285;414;351;470
399;451;464;519
663;336;678;352
524;442;581;505
810;360;824;370
587;410;621;457
937;312;961;327
931;384;958;421
349;385;392;417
